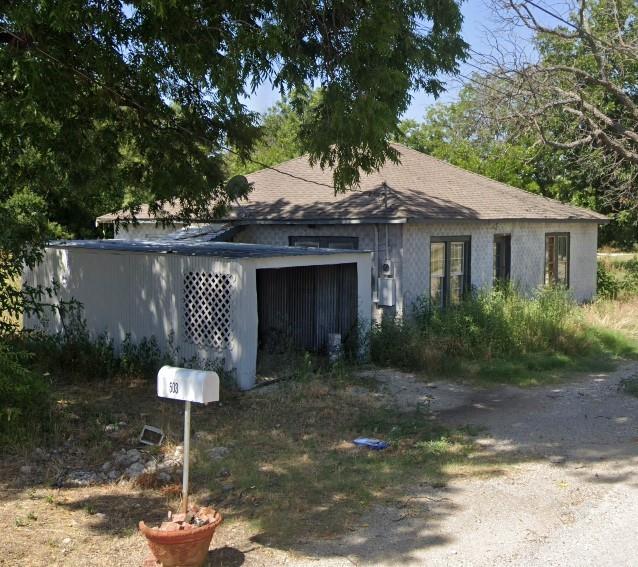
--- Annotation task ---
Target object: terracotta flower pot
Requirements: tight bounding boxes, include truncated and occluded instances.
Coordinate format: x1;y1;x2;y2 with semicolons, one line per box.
139;507;222;567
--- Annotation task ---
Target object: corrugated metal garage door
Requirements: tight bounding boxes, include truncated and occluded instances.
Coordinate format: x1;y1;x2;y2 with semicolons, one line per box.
257;263;358;352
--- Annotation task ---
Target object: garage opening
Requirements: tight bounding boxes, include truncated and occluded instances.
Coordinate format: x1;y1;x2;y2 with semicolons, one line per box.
257;263;358;353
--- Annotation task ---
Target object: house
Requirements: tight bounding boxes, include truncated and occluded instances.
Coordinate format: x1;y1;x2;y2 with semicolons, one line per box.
98;143;608;316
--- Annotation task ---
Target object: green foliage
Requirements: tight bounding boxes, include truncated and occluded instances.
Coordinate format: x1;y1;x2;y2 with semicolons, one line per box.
597;263;621;299
395;96;551;194
226;93;310;176
19;299;171;381
0;342;51;446
597;259;638;299
1;1;467;328
23;329;171;382
395;86;610;218
370;285;637;384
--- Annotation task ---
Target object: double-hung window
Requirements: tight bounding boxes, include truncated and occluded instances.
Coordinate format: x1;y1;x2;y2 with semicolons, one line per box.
430;236;471;307
545;233;570;286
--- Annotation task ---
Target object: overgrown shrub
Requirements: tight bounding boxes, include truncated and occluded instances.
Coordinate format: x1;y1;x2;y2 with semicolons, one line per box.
597;263;621;299
20;299;172;381
597;259;638;299
370;285;631;380
0;342;51;446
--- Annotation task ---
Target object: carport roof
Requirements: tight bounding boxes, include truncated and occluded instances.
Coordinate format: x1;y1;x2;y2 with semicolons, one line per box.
47;239;368;259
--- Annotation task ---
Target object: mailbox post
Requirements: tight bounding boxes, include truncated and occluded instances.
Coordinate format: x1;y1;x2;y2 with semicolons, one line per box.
157;366;219;513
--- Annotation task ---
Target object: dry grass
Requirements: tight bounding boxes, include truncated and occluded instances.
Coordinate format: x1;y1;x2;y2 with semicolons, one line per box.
583;297;638;340
0;369;514;565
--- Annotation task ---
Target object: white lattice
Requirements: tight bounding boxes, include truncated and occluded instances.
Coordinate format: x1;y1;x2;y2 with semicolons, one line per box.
183;272;234;349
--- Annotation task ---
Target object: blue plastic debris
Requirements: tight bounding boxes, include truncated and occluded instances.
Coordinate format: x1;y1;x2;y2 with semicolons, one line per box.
353;437;389;450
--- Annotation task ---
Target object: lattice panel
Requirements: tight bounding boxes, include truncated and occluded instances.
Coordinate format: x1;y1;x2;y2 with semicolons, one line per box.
183;272;234;349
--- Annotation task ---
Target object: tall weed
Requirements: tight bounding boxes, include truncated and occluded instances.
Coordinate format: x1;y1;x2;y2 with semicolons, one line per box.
0;343;51;447
370;285;634;381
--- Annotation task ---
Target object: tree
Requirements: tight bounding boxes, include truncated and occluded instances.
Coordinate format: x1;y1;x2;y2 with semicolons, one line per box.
471;0;638;213
225;92;311;177
0;0;467;327
396;84;634;246
396;85;586;198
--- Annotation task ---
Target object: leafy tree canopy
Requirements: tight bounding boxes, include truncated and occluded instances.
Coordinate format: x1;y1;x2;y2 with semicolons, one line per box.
0;0;466;327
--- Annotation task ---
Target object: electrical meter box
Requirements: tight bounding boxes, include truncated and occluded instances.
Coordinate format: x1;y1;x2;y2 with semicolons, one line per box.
377;277;395;307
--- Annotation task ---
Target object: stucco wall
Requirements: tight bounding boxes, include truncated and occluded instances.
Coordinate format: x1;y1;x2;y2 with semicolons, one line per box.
402;220;598;311
234;223;404;316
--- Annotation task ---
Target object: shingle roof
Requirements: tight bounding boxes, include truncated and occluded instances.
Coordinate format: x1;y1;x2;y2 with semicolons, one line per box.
97;143;607;224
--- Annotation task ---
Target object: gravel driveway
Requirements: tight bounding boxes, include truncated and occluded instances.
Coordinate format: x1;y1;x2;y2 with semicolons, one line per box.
299;363;638;566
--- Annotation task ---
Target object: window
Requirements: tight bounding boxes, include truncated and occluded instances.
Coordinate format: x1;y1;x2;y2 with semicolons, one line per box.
289;236;359;249
493;235;511;284
545;233;570;286
430;237;471;307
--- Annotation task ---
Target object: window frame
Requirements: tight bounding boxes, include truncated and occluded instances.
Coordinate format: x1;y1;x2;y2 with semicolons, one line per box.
493;234;511;284
544;232;570;287
289;235;359;250
430;236;472;307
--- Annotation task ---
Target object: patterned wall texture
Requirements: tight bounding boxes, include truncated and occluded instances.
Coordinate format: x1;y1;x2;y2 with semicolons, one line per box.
126;219;599;319
234;223;404;317
402;220;598;310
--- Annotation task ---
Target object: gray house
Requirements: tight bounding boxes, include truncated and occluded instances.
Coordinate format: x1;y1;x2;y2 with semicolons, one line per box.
98;143;607;318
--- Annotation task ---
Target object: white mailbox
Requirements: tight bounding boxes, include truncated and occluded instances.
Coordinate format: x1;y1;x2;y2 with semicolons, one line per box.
157;365;220;513
157;366;219;404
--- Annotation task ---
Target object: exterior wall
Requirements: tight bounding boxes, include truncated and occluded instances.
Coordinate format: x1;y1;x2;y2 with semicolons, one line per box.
402;220;598;311
113;222;227;240
23;248;243;366
234;223;402;318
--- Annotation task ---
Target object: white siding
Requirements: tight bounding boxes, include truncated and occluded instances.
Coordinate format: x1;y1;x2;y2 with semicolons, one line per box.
23;248;242;365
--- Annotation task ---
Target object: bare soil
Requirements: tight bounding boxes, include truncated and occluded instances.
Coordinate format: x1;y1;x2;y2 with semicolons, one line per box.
302;363;638;566
2;363;637;566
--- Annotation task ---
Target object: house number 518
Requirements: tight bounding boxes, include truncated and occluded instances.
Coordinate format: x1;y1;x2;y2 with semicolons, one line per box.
169;382;179;394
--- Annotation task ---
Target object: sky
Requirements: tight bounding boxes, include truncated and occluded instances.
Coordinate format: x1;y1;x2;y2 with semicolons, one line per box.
243;0;515;121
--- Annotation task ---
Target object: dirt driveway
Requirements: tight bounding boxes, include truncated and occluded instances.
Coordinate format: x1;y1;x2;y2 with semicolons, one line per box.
300;363;638;566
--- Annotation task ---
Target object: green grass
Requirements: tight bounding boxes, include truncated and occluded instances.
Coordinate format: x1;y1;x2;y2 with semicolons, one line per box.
370;286;638;387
